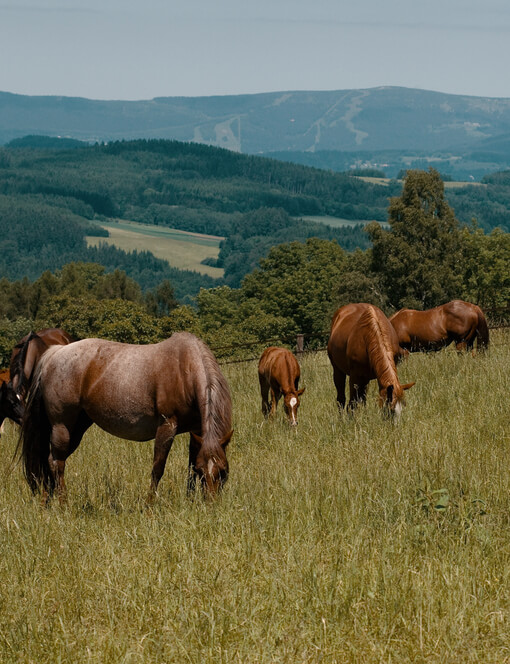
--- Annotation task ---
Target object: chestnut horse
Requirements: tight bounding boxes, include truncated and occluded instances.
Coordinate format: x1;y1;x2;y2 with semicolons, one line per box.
390;300;489;353
10;328;75;402
327;303;415;417
258;347;305;426
18;332;232;502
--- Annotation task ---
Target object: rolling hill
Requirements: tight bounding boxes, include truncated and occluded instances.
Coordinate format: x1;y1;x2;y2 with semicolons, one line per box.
3;87;510;179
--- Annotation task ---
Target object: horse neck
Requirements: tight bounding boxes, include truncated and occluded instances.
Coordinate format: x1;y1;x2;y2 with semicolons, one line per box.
362;308;399;390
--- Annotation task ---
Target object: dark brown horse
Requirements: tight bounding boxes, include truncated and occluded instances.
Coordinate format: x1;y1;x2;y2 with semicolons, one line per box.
10;328;75;402
390;300;489;353
0;369;24;432
19;332;232;502
327;303;415;417
258;347;305;426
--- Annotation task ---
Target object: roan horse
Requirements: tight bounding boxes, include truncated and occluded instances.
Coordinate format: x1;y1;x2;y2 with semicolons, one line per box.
258;346;305;426
10;328;75;404
327;303;415;417
18;332;233;502
390;300;489;353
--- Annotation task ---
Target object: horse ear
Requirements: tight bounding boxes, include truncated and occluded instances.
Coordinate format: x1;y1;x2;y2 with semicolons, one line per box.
297;387;305;396
220;429;233;449
190;432;203;450
402;382;415;390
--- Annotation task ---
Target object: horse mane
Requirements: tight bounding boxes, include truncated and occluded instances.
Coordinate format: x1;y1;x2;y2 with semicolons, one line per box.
358;306;398;385
10;332;37;396
193;337;232;455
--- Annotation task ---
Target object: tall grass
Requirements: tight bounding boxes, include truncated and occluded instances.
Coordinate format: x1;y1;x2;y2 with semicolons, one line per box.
0;332;509;663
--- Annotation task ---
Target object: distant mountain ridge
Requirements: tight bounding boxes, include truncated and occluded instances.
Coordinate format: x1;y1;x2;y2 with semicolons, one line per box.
3;87;510;178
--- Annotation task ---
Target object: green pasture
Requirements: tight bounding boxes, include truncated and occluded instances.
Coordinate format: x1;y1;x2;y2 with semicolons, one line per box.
0;331;509;662
86;220;224;278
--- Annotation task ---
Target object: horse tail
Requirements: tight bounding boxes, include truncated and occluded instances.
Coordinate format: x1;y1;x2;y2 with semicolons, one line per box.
17;366;54;495
476;307;490;350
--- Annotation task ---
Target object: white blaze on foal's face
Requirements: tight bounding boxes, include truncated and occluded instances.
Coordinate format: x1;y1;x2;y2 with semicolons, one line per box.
285;395;299;425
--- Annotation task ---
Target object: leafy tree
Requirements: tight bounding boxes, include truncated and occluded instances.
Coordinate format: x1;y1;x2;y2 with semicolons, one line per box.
368;169;464;310
460;226;510;309
241;238;349;342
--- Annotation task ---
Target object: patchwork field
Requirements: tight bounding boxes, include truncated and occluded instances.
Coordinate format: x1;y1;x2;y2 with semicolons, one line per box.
86;220;224;278
0;331;509;662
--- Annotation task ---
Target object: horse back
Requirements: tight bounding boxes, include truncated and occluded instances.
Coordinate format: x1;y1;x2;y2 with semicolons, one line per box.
328;303;398;374
259;347;300;393
37;334;229;441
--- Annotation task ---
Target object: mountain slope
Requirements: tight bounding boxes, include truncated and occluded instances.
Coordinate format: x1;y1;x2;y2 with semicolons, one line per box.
2;87;510;156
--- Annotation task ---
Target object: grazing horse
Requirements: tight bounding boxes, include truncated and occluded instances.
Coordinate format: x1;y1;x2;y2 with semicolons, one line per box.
327;303;415;417
18;332;232;502
10;328;75;402
390;300;489;353
0;369;24;433
258;347;305;426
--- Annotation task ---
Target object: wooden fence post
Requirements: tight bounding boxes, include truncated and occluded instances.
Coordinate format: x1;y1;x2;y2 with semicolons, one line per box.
296;333;304;358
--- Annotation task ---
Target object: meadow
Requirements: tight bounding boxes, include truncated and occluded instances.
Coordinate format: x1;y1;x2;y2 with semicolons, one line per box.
0;331;509;663
86;220;224;278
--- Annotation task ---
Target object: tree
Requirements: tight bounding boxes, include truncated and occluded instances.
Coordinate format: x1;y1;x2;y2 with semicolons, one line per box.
460;226;510;309
241;238;348;342
368;169;464;310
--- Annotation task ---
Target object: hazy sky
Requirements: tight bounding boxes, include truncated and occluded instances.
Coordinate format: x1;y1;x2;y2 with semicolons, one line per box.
1;0;510;100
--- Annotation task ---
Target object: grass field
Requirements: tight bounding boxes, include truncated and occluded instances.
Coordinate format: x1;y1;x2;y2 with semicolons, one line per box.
297;215;384;228
353;176;486;190
0;331;509;662
86;220;224;278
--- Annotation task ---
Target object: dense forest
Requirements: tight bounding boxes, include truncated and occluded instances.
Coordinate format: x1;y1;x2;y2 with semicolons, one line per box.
0;137;407;294
0;169;508;367
0;137;509;299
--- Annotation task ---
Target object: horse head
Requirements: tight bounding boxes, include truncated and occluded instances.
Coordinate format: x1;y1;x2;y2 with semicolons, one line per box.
0;381;25;428
283;388;305;426
379;382;415;420
190;430;232;497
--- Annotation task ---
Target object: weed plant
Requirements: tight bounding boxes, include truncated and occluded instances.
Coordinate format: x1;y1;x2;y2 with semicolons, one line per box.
0;331;509;663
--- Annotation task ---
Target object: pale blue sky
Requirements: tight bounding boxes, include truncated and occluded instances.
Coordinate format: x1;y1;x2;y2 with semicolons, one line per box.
1;0;510;100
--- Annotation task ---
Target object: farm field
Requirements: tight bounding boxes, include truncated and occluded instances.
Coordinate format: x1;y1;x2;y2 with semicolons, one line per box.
86;220;224;278
354;176;486;190
298;215;380;228
0;331;509;663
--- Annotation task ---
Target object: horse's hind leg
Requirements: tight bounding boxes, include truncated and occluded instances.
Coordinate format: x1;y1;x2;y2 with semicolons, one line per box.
147;417;177;504
49;413;91;504
332;367;346;411
259;375;271;418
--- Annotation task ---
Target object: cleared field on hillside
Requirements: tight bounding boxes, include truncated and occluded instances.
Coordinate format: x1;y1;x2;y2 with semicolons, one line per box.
298;214;381;227
86;220;224;278
355;175;486;189
1;331;509;662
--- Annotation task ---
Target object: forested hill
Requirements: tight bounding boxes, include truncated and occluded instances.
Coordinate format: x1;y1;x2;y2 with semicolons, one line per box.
3;87;510;179
0;138;394;297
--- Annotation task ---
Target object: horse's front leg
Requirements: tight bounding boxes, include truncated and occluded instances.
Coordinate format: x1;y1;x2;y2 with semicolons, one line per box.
147;417;177;505
270;386;281;416
348;377;368;410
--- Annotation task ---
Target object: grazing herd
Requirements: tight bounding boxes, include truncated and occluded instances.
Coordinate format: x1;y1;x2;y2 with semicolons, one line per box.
0;299;489;503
